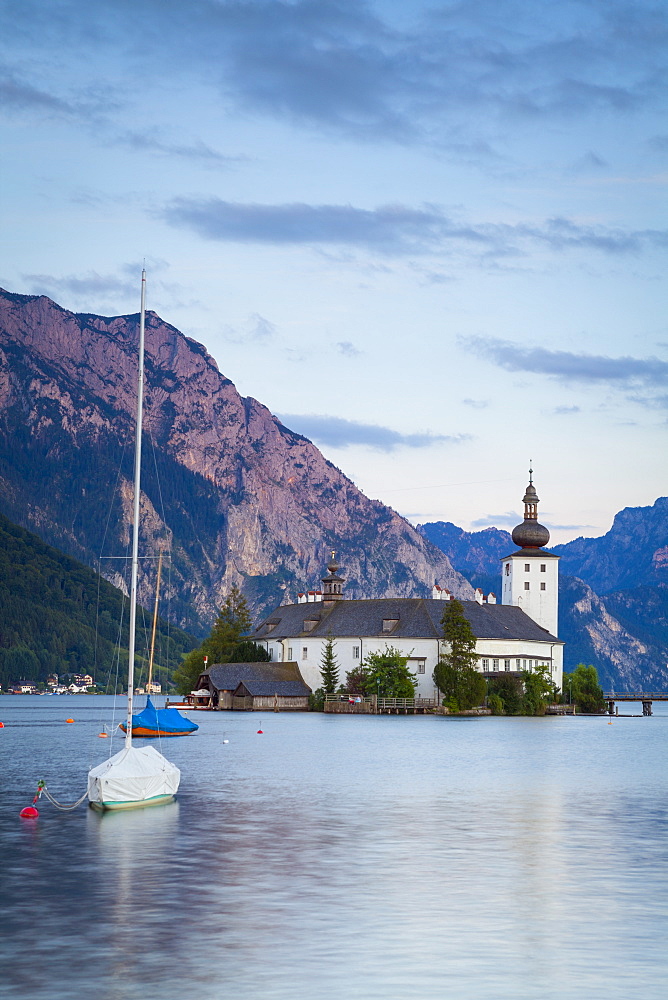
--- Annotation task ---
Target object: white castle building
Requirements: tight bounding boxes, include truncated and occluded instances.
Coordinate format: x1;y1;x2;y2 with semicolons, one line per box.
249;473;563;699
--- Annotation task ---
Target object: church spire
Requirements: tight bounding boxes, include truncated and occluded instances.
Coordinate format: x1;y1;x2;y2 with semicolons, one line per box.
511;465;550;548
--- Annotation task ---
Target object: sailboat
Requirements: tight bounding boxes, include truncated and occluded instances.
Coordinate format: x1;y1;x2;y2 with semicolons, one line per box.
119;552;199;738
88;270;181;811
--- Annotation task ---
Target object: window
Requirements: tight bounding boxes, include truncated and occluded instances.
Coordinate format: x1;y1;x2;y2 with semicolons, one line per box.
493;658;499;670
525;563;530;572
382;618;399;632
353;646;360;659
505;563;510;576
418;661;425;674
482;658;489;670
540;582;546;591
540;564;546;572
504;659;510;671
269;647;274;660
524;582;530;591
516;659;521;669
302;647;308;660
288;647;293;660
303;619;318;632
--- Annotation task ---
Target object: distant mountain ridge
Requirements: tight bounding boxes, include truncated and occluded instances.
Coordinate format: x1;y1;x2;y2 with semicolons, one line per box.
418;501;668;690
0;287;471;634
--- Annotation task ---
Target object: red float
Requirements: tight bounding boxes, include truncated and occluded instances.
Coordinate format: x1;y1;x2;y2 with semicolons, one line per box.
20;806;39;819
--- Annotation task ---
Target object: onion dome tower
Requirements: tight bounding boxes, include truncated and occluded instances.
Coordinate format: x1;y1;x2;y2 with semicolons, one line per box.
322;551;344;602
500;465;560;639
511;467;550;549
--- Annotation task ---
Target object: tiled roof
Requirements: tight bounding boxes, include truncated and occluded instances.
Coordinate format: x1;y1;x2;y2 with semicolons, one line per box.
250;598;561;644
234;679;311;697
200;661;312;694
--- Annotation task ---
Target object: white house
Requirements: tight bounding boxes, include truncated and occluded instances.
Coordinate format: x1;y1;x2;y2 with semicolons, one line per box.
249;474;563;698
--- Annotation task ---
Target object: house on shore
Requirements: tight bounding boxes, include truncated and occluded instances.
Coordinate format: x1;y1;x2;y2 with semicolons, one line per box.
248;473;564;699
195;661;311;711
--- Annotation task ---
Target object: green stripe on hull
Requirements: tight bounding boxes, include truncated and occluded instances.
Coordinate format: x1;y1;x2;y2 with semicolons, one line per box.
89;793;175;812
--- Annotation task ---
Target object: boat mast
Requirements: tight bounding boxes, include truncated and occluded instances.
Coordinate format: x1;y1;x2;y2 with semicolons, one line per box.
125;268;147;748
146;549;163;697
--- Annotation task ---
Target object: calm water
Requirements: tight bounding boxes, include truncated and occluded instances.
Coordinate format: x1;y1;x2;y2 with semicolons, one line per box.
1;695;667;1000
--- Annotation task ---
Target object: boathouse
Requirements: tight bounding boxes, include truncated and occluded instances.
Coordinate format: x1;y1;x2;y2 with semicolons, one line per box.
195;661;311;711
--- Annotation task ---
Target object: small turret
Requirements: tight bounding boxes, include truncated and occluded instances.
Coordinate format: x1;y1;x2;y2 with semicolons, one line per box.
322;551;344;602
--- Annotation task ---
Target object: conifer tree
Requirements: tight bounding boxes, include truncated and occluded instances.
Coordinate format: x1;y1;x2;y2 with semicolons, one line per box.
433;599;485;710
174;585;255;694
319;635;340;693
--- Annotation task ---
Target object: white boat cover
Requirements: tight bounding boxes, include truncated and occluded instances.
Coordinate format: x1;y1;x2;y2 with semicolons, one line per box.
87;745;180;805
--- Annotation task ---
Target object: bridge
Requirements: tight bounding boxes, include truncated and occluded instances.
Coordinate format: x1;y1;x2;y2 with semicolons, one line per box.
602;692;668;716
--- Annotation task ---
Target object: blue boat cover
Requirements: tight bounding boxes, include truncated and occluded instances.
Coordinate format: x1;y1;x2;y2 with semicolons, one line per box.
130;696;199;735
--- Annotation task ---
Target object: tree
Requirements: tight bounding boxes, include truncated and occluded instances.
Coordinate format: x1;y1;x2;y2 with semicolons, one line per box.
563;663;605;713
344;665;369;695
521;664;556;716
433;599;485;710
487;674;524;715
319;636;340;694
362;646;417;698
173;585;256;694
206;586;253;663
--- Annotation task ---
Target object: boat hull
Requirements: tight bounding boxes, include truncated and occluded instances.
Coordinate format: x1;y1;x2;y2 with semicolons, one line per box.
120;725;196;737
89;793;175;812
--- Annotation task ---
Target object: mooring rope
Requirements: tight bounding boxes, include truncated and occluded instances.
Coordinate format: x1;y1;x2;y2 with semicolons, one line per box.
39;783;88;811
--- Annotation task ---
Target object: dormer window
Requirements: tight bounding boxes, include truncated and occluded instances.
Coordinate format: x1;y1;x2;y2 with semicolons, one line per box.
303;619;319;632
382;618;399;632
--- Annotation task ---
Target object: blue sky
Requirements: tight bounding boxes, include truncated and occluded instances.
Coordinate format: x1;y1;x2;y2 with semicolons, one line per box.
1;0;666;542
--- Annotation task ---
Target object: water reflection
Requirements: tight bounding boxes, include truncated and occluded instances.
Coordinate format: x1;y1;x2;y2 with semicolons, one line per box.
1;699;667;999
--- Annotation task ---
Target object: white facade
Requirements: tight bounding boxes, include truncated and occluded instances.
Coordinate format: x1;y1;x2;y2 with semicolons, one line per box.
501;551;559;637
256;624;562;700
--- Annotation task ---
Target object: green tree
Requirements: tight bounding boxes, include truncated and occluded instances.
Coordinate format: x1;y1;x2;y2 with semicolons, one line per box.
521;664;557;716
362;646;417;698
319;636;340;694
487;674;524;715
433;599;485;710
563;663;605;713
173;586;256;694
206;586;253;663
233;640;271;663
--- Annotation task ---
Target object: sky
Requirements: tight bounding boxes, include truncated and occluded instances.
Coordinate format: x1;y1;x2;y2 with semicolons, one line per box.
1;0;666;544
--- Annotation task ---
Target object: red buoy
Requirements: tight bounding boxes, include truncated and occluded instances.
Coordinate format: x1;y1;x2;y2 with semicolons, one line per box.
257;729;263;734
20;806;39;819
65;718;75;724
0;721;4;728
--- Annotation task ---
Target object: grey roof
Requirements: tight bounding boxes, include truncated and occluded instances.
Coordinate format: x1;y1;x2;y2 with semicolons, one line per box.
234;679;311;697
200;661;312;694
501;548;560;561
250;598;562;644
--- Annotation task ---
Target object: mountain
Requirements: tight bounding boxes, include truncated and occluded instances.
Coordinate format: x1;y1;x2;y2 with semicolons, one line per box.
0;510;197;690
0;288;471;634
551;498;668;593
417;521;512;596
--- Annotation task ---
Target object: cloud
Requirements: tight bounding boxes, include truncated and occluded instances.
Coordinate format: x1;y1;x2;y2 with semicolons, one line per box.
337;341;361;357
115;130;242;167
3;1;666;148
462;398;488;409
221;313;278;344
159;197;668;258
553;405;581;414
465;336;668;389
277;413;471;452
471;512;521;529
0;71;75;115
22;270;138;301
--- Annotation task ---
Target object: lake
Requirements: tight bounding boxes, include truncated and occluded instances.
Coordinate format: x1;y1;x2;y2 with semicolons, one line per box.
1;695;667;999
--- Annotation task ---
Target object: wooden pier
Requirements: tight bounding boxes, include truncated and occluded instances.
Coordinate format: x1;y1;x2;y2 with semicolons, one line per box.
324;694;438;714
